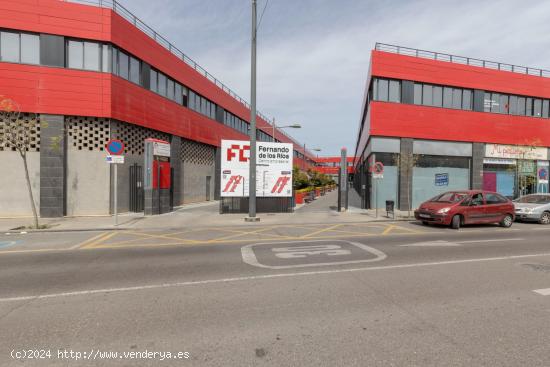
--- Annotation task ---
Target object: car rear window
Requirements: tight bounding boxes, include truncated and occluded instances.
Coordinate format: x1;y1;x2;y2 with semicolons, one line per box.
515;195;550;204
430;192;468;203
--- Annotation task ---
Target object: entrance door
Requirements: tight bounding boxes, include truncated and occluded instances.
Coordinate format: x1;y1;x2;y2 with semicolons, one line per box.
206;176;211;201
129;164;144;212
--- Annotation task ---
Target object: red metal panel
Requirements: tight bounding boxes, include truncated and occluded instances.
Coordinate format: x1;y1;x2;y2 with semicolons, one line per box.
372;50;550;99
370;102;550;147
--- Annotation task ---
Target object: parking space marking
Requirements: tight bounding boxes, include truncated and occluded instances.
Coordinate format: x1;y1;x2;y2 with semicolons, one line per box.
241;240;387;269
81;232;118;249
70;231;108;249
301;224;343;238
0;241;18;249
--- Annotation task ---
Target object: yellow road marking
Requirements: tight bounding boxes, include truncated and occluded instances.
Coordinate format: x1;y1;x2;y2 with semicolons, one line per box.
81;231;118;249
301;224;343;238
207;226;278;242
121;231;200;244
70;231;108;249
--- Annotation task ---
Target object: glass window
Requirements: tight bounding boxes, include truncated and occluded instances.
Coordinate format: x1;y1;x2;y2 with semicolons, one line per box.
20;33;39;64
526;97;533;116
499;94;509;114
118;51;129;80
462;89;472;110
422;84;433;106
83;42;100;71
433;86;443;107
101;44;111;72
189;91;196;110
443;87;453;108
111;47;118;74
388;80;400;102
517;96;526;115
175;83;183;104
543;100;549;118
452;88;462;109
167;79;174;100
1;32;20;63
534;98;542;117
67;40;83;69
377;79;389;101
509;95;517;115
372;79;378;100
490;93;500;113
158;73;166;96
486;193;508;205
150;70;158;92
483;92;491;112
413;83;422;105
129;56;140;84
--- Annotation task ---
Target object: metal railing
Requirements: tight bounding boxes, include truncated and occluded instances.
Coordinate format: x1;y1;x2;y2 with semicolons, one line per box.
375;43;550;78
62;0;310;153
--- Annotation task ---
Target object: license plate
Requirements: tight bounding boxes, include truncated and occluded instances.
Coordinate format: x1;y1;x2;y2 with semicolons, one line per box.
419;214;431;218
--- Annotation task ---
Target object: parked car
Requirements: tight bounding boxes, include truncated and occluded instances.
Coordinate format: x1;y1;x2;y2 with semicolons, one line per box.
414;190;515;230
514;194;550;224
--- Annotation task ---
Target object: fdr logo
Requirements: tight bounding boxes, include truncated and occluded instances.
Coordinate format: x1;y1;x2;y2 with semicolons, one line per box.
227;144;250;163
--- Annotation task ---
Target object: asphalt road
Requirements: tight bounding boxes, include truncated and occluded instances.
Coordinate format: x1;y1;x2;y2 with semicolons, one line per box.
1;221;550;366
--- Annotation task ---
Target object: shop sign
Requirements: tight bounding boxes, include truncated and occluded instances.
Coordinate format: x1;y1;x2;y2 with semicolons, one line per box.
435;173;449;186
152;141;171;157
486;144;548;160
483;158;517;165
538;162;549;184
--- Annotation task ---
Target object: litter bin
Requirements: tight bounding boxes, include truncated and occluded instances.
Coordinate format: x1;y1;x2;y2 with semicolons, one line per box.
385;200;395;218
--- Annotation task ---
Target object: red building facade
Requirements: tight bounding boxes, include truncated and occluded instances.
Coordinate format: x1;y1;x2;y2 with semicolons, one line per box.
354;44;550;210
0;0;316;217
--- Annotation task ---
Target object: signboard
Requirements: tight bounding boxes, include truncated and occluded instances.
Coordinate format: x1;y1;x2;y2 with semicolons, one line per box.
538;161;549;184
220;140;293;197
483;158;517;165
371;161;384;179
435;173;449;186
106;155;124;164
152;141;171;157
105;139;125;155
485;144;548;160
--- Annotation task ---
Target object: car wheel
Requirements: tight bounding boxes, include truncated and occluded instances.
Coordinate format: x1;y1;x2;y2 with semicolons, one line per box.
500;214;513;228
451;215;461;230
540;212;550;225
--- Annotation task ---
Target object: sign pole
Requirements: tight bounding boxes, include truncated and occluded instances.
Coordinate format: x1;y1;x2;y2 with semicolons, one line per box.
375;177;378;218
114;163;118;226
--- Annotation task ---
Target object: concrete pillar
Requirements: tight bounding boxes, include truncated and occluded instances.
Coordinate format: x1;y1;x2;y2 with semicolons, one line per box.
471;143;485;190
214;147;221;200
170;136;182;206
39;114;65;217
398;138;413;211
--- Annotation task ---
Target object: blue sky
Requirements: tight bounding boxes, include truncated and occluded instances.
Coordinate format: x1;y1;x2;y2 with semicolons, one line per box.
121;0;550;156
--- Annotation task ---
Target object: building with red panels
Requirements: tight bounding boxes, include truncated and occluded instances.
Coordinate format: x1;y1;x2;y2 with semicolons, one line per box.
354;43;550;210
0;0;317;217
315;156;356;180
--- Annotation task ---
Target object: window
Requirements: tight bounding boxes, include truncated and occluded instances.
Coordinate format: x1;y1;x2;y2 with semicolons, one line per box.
543;100;549;118
102;45;111;72
388;80;400;102
1;32;20;63
433;86;443;107
129;56;140;84
509;95;518;115
83;42;100;71
175;83;183;104
118;51;129;80
462;89;472;110
422;84;433;106
67;40;83;69
158;73;166;96
498;94;508;114
377;79;389;101
526;97;533;116
189;91;196;110
182;86;188;106
486;193;508;205
413;83;422;105
167;79;174;100
150;70;158;92
20;33;39;64
112;47;118;74
452;88;462;109
534;98;542;117
517;96;526;115
490;93;500;113
443;87;453;108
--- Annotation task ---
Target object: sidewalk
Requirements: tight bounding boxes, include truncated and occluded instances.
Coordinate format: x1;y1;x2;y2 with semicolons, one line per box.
0;191;415;233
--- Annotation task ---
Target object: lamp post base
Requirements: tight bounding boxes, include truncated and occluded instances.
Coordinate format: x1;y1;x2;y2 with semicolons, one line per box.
244;217;261;222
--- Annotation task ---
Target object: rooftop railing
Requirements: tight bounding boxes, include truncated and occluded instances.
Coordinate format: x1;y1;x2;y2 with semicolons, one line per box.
375;43;550;78
62;0;310;152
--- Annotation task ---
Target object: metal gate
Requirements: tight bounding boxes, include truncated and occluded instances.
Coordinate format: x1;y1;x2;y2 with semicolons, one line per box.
129;163;144;212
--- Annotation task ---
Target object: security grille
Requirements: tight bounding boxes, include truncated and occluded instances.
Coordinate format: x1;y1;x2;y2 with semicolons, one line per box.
180;138;215;165
0;113;40;152
112;121;170;155
66;116;110;151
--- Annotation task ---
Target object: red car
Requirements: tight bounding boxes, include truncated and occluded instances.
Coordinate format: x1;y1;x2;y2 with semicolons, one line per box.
414;190;515;229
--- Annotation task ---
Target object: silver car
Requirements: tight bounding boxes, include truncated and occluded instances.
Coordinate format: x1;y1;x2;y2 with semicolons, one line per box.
514;194;550;224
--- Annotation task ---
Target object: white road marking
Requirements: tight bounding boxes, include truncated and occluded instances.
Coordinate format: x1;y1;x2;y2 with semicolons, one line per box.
533;288;550;296
242;240;387;269
272;245;351;259
400;238;524;247
3;251;550;303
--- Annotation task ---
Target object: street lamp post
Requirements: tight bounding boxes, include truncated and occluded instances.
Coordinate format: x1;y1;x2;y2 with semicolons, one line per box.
271;118;301;142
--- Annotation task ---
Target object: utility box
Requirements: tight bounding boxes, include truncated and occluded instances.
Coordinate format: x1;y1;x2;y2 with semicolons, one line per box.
144;138;171;215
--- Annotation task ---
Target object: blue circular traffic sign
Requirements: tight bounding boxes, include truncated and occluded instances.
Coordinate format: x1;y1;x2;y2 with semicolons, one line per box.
106;139;125;155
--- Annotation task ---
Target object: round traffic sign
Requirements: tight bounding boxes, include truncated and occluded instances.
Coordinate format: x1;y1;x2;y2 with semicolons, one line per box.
105;139;125;155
